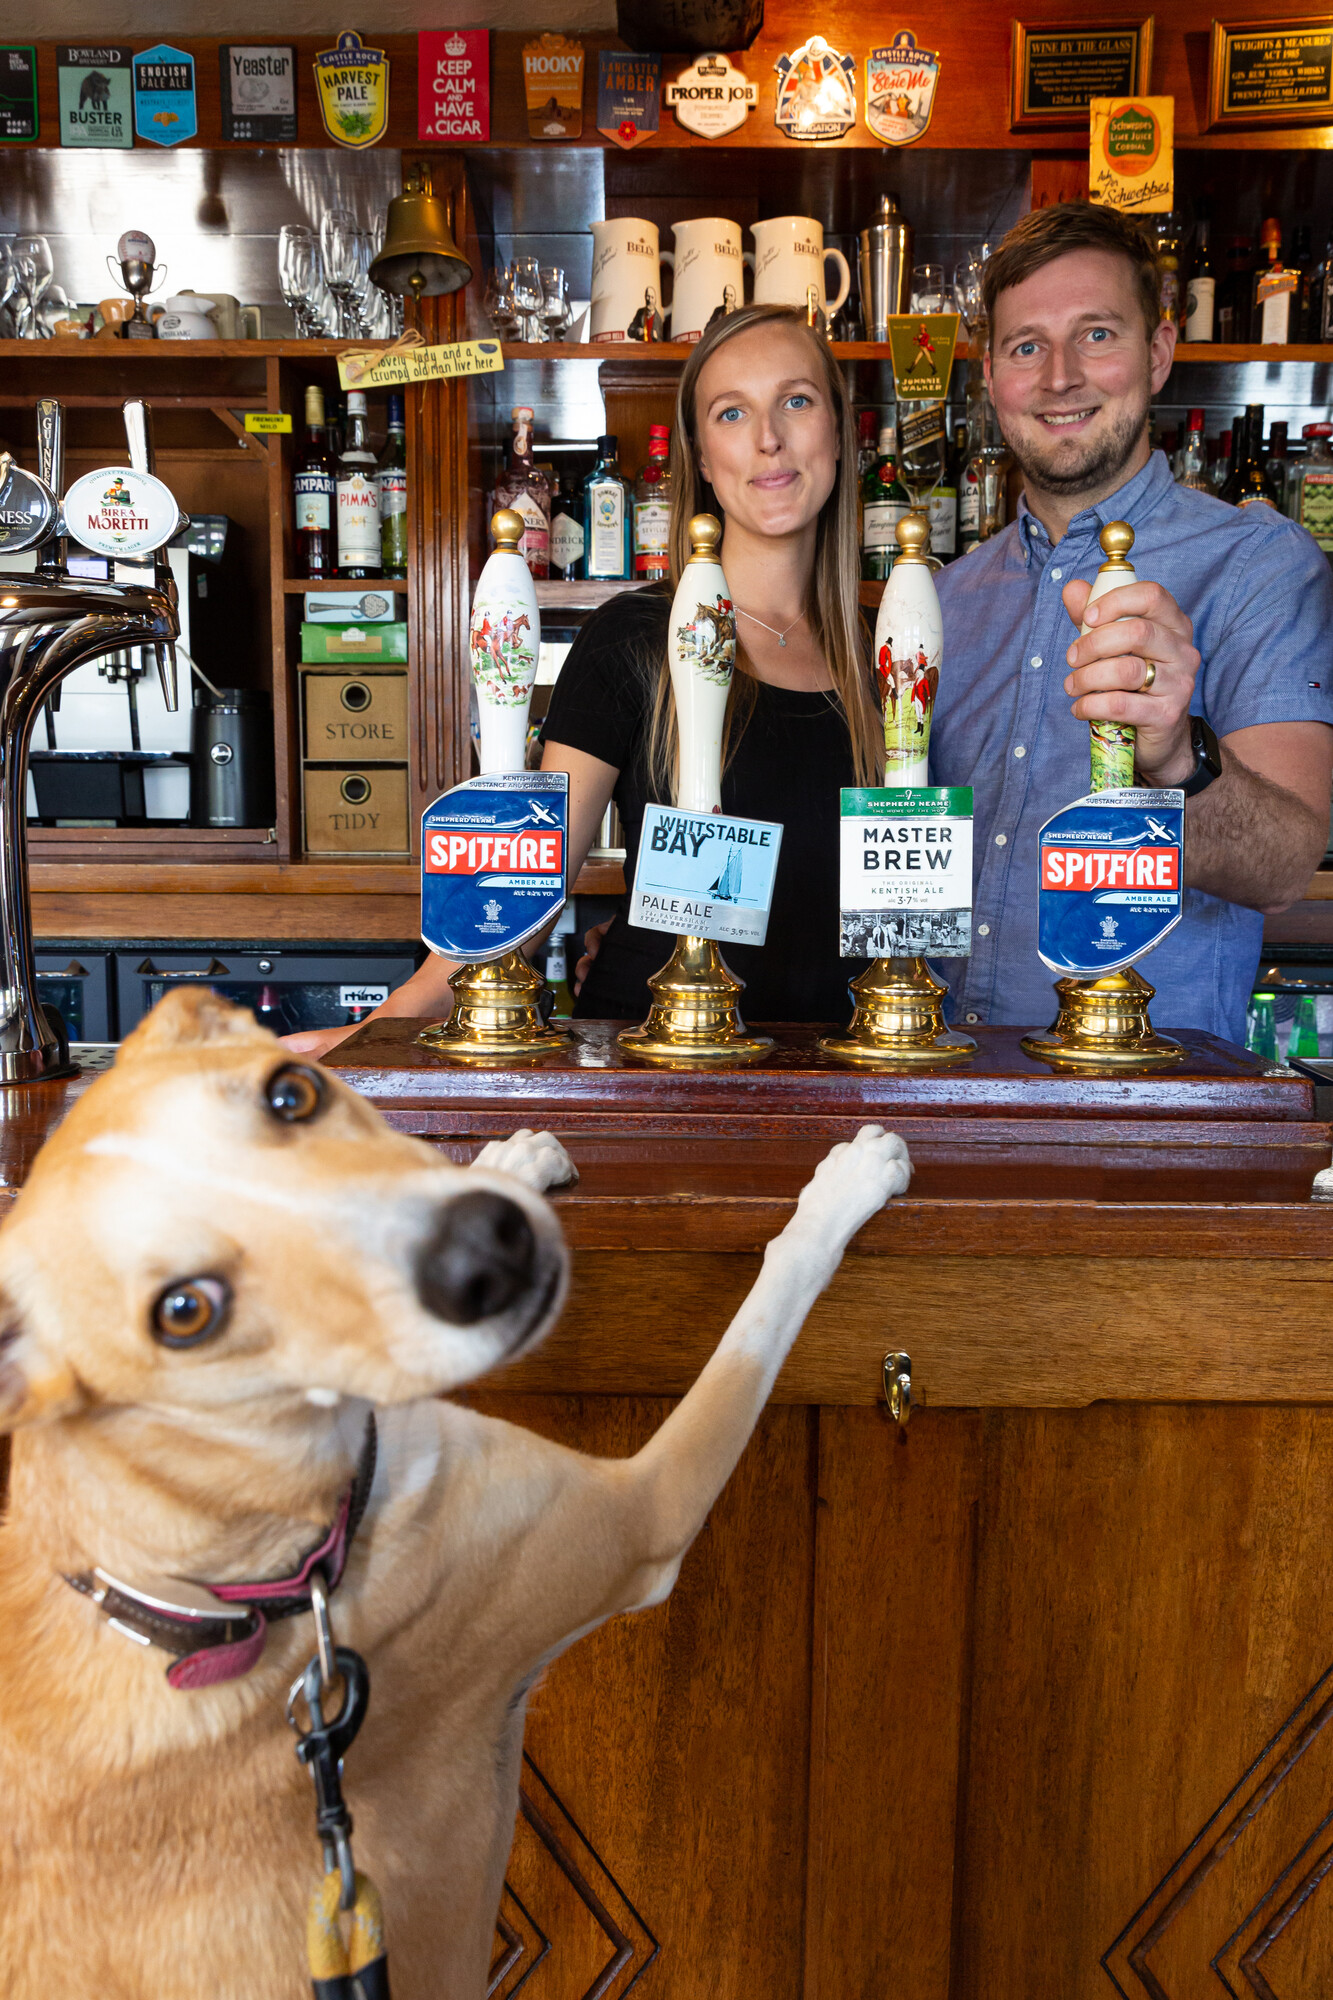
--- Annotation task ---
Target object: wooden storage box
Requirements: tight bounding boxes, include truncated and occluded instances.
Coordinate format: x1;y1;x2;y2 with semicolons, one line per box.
302;764;409;855
303;669;409;760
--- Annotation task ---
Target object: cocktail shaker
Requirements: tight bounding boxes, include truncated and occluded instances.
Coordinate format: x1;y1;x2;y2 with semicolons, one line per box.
858;194;914;342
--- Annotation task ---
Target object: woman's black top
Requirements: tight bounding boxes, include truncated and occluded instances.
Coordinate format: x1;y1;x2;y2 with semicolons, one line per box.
541;585;867;1024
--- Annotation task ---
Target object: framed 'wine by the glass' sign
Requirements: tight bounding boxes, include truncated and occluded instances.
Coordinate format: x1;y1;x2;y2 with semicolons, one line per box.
1010;19;1154;129
1208;17;1333;126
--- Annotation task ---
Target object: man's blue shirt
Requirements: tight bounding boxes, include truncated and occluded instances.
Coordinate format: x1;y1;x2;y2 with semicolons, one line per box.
930;450;1333;1044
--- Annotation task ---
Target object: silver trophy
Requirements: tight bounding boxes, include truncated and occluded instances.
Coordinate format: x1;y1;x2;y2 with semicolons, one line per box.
106;229;165;338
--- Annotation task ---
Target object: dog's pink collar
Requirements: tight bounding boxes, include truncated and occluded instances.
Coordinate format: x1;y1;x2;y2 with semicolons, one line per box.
64;1415;377;1691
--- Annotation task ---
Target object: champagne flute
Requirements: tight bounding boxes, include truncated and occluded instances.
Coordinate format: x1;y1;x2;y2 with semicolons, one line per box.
278;224;320;337
319;208;360;338
12;234;53;340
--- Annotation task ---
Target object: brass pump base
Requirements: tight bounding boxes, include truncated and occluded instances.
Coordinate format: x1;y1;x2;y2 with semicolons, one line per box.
819;955;976;1069
417;950;570;1064
1021;966;1184;1070
617;935;774;1067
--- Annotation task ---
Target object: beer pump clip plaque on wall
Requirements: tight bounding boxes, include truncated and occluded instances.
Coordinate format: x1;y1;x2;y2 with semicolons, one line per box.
774;36;857;141
314;31;390;150
865;32;942;146
665;52;756;138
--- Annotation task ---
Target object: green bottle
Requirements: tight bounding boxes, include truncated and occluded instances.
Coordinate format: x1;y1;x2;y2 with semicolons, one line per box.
378;391;408;579
860;424;911;582
1290;993;1320;1060
1248;991;1278;1060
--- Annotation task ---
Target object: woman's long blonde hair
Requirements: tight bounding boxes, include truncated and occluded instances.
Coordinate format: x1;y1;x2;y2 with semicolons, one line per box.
642;303;881;799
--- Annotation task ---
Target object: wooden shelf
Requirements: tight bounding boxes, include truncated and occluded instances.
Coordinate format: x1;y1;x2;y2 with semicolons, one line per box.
1174;343;1333;363
501;340;975;364
27;856;624;897
284;578;410;594
536;580;638;609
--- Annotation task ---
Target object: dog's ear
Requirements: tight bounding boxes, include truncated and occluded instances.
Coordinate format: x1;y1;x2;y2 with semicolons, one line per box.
0;1308;85;1432
119;988;275;1060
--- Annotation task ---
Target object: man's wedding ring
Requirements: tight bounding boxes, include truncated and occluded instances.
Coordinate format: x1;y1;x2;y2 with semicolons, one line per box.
1139;661;1156;691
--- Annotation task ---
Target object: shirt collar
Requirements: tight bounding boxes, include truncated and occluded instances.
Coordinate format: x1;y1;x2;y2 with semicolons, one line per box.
1016;449;1174;567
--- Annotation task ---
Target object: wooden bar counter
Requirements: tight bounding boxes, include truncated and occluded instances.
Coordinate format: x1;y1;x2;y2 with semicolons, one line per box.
8;1022;1333;1996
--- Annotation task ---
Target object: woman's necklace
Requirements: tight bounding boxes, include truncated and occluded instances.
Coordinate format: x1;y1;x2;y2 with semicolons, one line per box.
735;604;804;649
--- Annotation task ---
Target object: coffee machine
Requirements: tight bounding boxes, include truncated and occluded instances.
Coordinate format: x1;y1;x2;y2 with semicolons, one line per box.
0;397;181;1079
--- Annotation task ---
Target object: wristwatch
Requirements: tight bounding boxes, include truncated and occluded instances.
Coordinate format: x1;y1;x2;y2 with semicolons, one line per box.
1178;714;1222;798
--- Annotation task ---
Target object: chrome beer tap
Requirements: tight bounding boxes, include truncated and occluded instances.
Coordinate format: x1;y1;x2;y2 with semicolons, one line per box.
0;397;181;1081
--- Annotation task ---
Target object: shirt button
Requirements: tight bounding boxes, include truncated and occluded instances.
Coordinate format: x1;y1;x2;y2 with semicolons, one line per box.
977;923;990;936
995;833;1007;846
1030;655;1043;668
1051;566;1064;580
965;1012;979;1023
1014;745;1026;758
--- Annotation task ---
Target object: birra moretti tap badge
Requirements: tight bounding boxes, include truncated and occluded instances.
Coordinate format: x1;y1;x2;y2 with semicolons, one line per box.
63;465;181;558
421;772;568;961
1037;788;1185;975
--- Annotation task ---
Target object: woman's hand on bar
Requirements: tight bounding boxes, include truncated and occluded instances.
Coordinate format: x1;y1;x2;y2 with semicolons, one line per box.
574;920;613;997
280;952;461;1060
1060;576;1201;787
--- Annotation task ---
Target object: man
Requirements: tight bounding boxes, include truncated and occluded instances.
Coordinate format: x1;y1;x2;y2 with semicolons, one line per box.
931;201;1333;1043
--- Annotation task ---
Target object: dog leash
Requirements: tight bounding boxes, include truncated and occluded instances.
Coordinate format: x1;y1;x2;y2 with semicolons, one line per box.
64;1415;378;1688
287;1569;391;1999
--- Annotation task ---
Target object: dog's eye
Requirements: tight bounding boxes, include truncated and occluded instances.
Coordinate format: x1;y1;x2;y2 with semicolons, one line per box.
265;1064;324;1124
152;1277;231;1349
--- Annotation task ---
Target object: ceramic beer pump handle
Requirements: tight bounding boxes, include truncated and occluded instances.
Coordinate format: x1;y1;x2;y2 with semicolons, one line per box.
821;509;974;1068
1020;516;1182;1069
421;506;566;1061
619;510;772;1065
1083;520;1138;794
470;508;541;776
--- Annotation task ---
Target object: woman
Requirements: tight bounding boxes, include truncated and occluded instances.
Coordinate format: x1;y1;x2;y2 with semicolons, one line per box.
287;304;879;1059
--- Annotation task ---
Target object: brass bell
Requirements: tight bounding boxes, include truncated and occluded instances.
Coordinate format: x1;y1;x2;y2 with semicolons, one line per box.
369;162;473;303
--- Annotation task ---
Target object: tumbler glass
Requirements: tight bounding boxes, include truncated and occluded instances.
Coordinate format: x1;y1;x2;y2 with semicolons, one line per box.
909;263;947;314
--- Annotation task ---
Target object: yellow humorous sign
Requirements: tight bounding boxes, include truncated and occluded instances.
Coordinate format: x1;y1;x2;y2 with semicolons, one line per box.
1089;95;1174;213
336;338;504;390
314;30;390;149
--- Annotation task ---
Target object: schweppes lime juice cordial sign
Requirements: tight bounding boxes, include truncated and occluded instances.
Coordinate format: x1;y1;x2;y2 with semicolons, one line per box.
314;31;389;149
1089;95;1174;214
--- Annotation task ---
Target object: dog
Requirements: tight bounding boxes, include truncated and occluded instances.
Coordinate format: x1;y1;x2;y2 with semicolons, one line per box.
0;989;911;1999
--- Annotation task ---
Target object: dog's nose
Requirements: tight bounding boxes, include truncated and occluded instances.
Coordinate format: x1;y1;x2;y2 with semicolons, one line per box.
415;1191;537;1326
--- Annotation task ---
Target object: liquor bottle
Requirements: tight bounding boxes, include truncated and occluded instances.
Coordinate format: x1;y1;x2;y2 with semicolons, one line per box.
1254;218;1299;344
1217;236;1253;342
925;460;958;562
1293;226;1315;338
1290;993;1321;1061
632;423;673;581
1210;428;1232;494
324;392;346;461
377;391;407;580
1248;991;1278;1060
492;406;551;579
335;390;381;578
860;425;911;581
293;384;336;579
1154;213;1182;326
1177;408;1210;490
854;407;877;548
1184;217;1215;342
543;931;573;1017
1222;406;1279;508
549;466;585;581
1265;420;1291;513
1290;423;1333;553
1304;225;1328;342
584;435;632;581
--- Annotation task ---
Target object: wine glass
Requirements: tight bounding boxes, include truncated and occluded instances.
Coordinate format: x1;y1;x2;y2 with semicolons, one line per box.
511;256;544;342
541;265;571;338
12;233;53;340
909;263;947;314
953;243;993;334
319;208;361;338
278;224;321;337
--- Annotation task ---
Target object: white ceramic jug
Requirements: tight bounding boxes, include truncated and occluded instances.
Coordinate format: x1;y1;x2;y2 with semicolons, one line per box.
749;215;850;317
